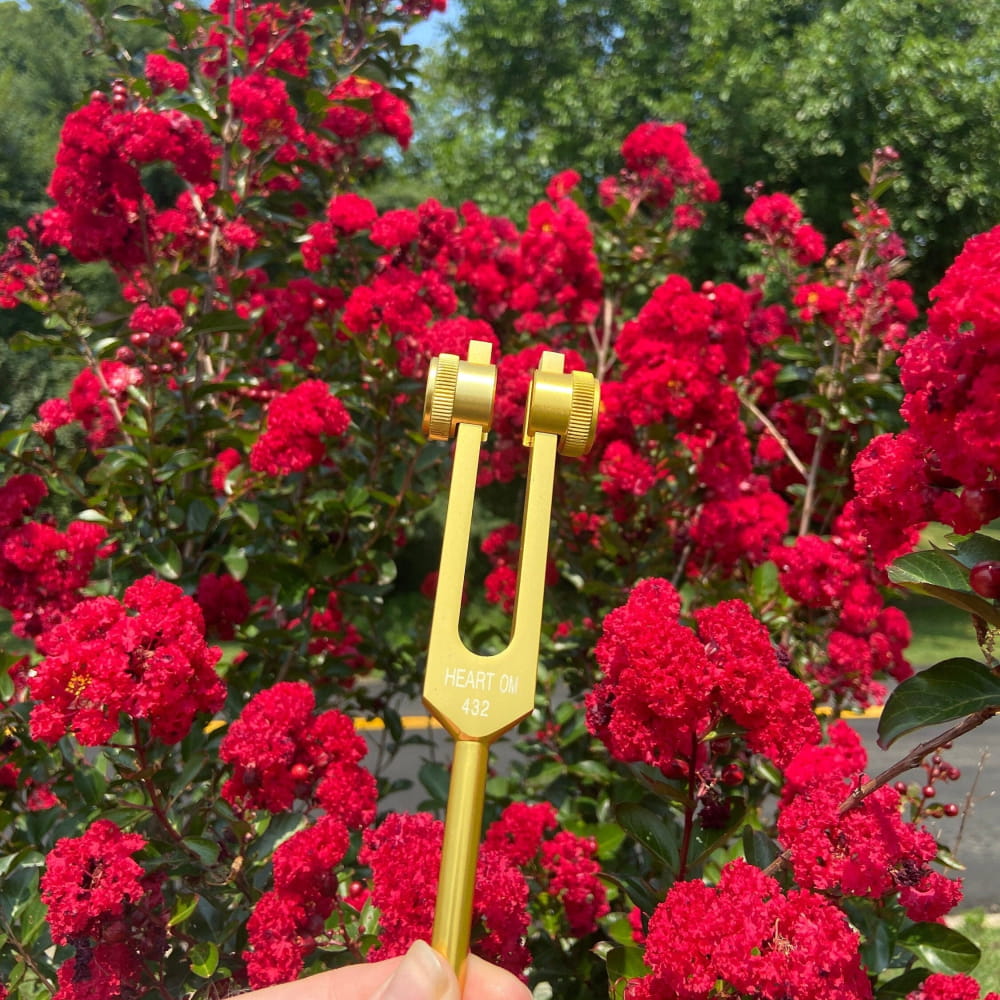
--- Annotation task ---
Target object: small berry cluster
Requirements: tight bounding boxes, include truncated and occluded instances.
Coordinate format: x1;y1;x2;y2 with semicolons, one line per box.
895;749;962;819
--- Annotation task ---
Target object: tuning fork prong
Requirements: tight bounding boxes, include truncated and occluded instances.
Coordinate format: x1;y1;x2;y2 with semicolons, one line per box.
420;340;599;984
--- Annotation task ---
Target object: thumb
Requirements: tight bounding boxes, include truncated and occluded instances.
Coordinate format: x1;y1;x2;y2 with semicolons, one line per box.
372;941;459;1000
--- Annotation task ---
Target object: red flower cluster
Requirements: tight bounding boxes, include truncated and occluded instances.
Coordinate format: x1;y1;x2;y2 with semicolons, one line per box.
629;858;871;1000
230;74;305;156
774;516;912;706
599;122;720;229
850;225;1000;556
203;0;312;78
780;719;868;805
480;523;559;613
0;474;113;639
611;274;751;431
745;191;827;265
306;589;370;681
29;576;224;745
219;680;375;823
586;578;819;771
194;572;251;640
485;801;608;938
36;360;142;450
249;379;350;476
324;75;413;152
484;800;559;864
601;273;796;577
689;483;789;571
144;53;189;94
598;440;663;523
302;191;378;270
229;682;375;985
778;777;961;920
244;814;351;987
512;192;602;334
794;274;916;351
41;819;166;997
359;811;531;976
39;92;214;268
907;974;1000;1000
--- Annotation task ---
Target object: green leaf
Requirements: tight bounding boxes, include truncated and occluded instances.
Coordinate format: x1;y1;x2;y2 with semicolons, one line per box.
236;501;260;529
877;658;1000;748
897;923;980;974
599;872;661;916
168;894;200;928
76;508;112;524
888;551;1000;626
860;915;894;974
889;549;969;589
185;498;214;533
615;802;680;872
945;532;1000;569
112;4;152;19
418;761;450;805
190;940;220;978
591;821;628;860
687;801;748;868
16;893;48;948
741;826;781;870
8;331;53;352
223;547;249;580
190;311;251;335
877;969;930;998
750;559;780;604
141;540;183;580
605;945;650;999
382;706;404;742
184;837;220;867
627;762;692;808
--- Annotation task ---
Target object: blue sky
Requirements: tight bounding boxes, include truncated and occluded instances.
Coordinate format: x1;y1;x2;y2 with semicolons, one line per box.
403;2;459;53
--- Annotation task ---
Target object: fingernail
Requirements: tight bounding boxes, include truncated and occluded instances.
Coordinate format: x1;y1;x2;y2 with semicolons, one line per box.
375;940;456;1000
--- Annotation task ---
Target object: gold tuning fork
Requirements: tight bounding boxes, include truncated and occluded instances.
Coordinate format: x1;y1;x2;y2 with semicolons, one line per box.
420;339;600;984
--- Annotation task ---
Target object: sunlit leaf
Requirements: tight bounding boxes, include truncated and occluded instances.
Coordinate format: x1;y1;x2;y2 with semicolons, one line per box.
877;658;1000;748
897;923;980;974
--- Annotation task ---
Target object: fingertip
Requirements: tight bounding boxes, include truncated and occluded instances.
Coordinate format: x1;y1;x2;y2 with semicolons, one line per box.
375;940;459;1000
463;955;533;1000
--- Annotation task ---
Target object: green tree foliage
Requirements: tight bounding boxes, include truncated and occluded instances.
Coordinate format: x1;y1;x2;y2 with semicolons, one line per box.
0;0;156;434
0;0;114;234
408;0;1000;292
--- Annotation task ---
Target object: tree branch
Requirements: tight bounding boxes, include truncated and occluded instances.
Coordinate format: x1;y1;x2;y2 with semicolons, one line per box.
762;707;999;878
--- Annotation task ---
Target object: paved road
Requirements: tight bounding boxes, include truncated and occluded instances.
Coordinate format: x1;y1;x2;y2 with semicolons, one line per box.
362;711;999;910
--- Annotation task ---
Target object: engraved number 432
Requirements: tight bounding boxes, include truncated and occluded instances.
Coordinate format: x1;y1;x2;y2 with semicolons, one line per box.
461;697;490;718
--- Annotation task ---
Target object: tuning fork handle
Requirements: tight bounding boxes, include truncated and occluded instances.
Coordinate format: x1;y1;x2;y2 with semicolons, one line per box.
430;738;489;987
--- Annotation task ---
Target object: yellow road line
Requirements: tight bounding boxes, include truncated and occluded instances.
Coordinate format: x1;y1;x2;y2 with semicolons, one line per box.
355;715;443;732
816;705;884;719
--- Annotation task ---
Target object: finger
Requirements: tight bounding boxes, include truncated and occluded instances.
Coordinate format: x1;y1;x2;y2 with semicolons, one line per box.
240;955;404;1000
464;954;533;1000
240;943;532;1000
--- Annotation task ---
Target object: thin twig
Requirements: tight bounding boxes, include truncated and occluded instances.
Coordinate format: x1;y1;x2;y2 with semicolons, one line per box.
954;747;991;857
738;390;809;479
0;908;57;992
763;707;999;878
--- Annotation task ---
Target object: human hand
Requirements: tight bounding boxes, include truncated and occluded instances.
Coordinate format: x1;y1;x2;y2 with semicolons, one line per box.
241;940;532;1000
